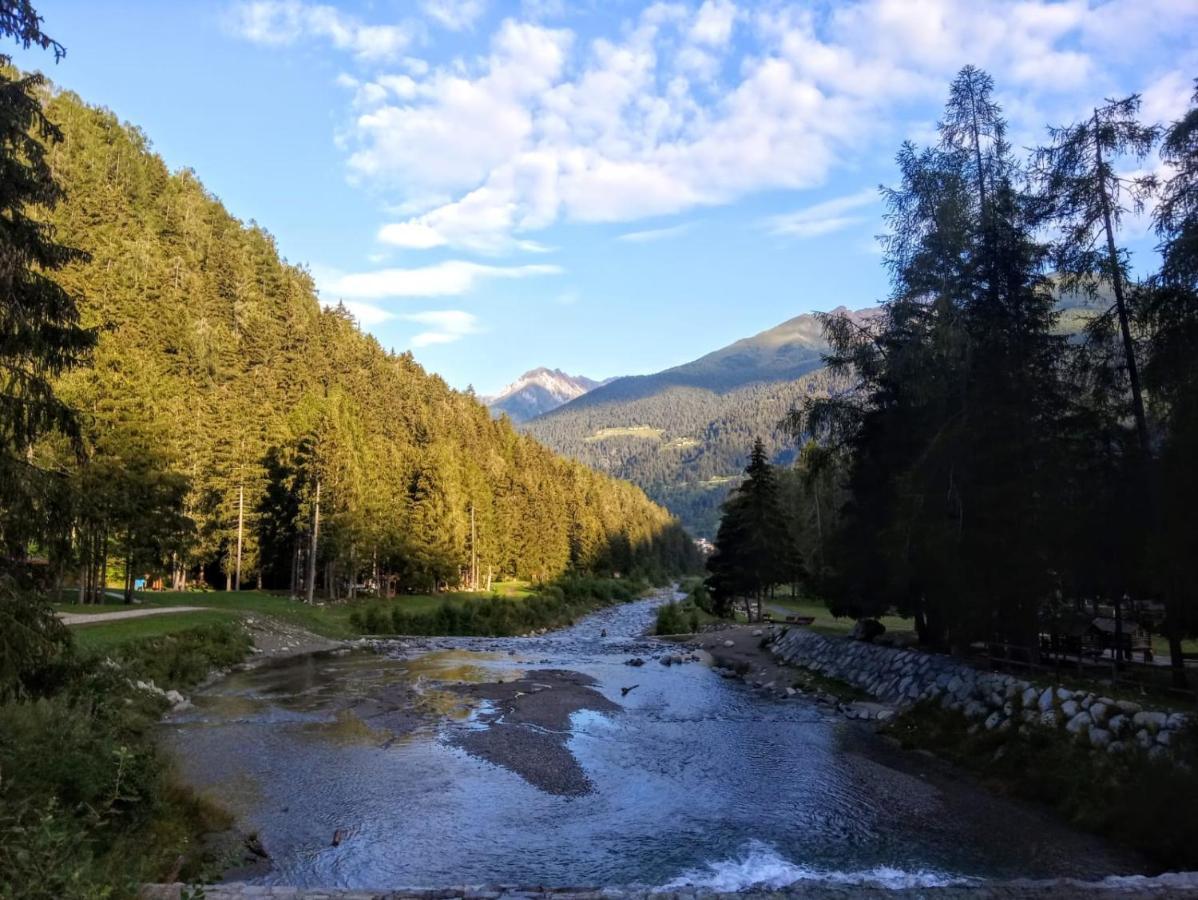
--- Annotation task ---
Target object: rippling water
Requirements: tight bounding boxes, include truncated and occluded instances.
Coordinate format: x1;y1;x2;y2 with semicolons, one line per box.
164;593;1143;890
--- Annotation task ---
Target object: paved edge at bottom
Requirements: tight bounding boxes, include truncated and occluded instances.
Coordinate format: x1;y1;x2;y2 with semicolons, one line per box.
139;875;1198;899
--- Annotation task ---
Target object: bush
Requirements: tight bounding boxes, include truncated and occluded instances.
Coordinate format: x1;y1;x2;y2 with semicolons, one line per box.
107;623;252;691
0;620;254;897
654;601;688;635
352;575;650;637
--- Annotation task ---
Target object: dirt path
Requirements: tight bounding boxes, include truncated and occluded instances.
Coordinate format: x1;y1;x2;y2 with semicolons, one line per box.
58;606;209;626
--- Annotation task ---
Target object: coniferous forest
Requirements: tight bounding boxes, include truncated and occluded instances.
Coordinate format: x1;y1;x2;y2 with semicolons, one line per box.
0;61;697;607
708;66;1198;689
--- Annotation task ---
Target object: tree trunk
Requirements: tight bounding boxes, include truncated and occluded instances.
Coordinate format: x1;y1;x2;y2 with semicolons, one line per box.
124;543;134;604
1094;111;1150;455
289;539;299;598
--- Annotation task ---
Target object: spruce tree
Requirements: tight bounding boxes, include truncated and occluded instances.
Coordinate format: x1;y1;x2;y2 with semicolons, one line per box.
706;438;789;621
0;0;95;564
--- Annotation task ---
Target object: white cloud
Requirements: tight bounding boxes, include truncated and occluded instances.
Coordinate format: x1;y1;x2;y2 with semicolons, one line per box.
766;187;879;239
423;0;488;31
318;260;561;299
259;1;1197;253
229;1;412;61
402;310;480;346
689;0;737;47
616;222;694;243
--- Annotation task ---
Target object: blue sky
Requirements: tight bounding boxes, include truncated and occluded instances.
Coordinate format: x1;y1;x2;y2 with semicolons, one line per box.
14;0;1197;395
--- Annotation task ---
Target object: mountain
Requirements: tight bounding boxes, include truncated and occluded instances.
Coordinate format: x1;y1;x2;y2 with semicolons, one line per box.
33;80;697;589
523;309;875;537
486;368;606;422
524;296;1098;539
555;307;873;411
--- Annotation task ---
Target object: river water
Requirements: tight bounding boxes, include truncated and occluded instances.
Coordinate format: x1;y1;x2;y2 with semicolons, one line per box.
164;592;1144;891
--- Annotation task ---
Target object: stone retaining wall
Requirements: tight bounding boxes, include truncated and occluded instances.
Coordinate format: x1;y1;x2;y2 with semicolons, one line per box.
767;627;1190;759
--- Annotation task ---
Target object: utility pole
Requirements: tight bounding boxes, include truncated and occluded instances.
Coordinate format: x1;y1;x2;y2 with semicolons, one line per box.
234;481;244;591
470;502;478;590
306;476;321;605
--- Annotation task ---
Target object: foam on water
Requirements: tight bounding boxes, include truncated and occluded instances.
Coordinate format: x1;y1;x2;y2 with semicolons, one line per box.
661;840;973;892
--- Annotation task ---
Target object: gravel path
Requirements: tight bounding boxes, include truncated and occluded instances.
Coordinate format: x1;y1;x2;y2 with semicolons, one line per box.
59;605;209;625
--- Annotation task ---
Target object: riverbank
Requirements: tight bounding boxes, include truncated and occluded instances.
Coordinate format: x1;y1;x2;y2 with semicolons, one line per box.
760;624;1198;871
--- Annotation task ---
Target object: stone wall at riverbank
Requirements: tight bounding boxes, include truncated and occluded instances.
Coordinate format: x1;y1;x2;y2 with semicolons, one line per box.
767;627;1190;760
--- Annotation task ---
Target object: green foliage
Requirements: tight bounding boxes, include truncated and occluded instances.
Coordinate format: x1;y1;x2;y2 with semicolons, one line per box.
0;579;73;701
705;439;799;619
0;619;248;898
103;621;251;691
350;575;644;637
0;3;95;564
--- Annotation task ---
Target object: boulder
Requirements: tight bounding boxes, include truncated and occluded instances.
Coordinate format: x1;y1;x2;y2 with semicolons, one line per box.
1038;688;1056;712
851;619;887;643
1065;711;1091;735
1167;713;1189;731
1061;699;1079;719
1089;702;1109;724
1022;686;1038;708
1108;714;1129;736
1107;740;1126;755
723;640;735;648
984;711;1003;731
1089;728;1112;748
1135;728;1154;749
1132;710;1168;732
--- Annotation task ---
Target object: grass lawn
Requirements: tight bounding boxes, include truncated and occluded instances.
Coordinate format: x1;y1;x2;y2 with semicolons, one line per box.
70;609;242;651
767;593;915;639
56;583;541;646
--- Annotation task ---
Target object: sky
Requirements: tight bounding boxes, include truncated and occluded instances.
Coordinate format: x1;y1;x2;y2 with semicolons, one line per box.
13;0;1198;396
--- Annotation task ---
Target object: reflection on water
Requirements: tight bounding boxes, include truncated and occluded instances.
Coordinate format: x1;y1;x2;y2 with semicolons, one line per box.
164;595;1145;891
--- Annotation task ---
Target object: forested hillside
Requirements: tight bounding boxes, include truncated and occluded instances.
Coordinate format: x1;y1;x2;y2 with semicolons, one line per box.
526;293;1103;537
21;81;696;595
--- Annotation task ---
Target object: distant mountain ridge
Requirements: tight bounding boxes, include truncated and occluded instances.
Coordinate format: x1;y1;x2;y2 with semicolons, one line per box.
486;367;607;422
561;306;878;411
523;308;873;537
523;297;1097;538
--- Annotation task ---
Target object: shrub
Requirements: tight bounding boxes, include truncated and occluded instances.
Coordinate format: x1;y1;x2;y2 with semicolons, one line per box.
107;623;252;691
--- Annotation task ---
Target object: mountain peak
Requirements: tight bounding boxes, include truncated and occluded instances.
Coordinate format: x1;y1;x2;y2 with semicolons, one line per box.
486;368;605;423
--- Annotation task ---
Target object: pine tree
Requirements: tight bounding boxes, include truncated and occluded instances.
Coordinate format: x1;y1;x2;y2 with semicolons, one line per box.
706;438;790;621
1137;83;1198;686
0;0;95;564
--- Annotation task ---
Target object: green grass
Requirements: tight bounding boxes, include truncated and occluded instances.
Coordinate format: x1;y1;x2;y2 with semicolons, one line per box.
58;585;540;645
584;425;664;442
766;593;915;638
70;610;242;651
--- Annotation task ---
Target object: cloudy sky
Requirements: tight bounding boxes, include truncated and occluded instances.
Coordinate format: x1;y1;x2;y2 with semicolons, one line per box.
17;0;1197;394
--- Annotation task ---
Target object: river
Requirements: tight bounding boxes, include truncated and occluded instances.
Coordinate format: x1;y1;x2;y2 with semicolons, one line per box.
163;590;1145;892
